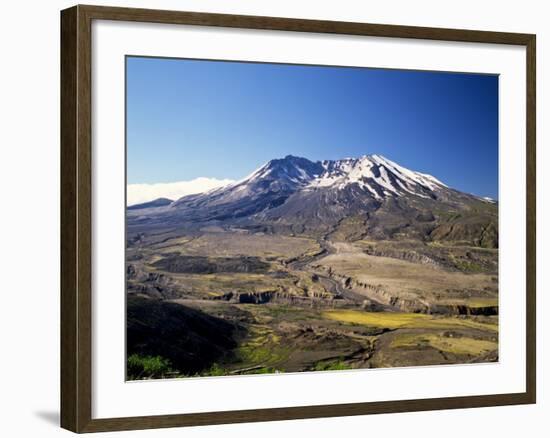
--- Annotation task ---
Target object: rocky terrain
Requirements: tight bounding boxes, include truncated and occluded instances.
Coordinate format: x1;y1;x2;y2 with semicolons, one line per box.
126;155;498;379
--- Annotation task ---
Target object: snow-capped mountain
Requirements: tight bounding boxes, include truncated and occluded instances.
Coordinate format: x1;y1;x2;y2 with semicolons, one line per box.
170;154;456;214
171;155;324;210
306;154;447;198
129;154;498;247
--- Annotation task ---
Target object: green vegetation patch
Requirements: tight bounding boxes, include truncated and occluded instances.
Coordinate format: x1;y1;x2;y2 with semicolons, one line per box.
313;359;352;371
200;363;229;376
441;297;498;309
467;298;499;308
390;333;497;356
453;259;484;272
243;366;281;375
127;354;173;379
322;310;498;332
236;325;285;364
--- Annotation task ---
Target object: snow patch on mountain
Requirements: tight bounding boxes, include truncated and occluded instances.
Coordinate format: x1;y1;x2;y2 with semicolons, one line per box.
305;154;445;199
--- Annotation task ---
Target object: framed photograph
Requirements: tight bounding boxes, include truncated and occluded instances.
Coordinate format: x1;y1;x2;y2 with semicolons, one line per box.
60;4;536;433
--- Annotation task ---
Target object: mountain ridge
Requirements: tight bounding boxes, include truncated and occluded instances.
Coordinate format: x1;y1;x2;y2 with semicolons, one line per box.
128;154;498;248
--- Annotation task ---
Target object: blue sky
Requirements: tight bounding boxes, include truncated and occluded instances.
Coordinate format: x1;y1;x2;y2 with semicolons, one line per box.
127;56;498;198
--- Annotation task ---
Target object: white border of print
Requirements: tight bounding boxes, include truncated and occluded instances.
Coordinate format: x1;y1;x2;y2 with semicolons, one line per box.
92;20;526;419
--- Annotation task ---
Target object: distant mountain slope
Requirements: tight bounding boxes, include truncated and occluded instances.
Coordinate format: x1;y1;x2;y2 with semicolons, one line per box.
128;155;498;248
169;155;324;220
128;197;173;210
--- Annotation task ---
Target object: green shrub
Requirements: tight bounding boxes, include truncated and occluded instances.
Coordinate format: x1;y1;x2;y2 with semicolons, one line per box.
127;354;172;379
313;359;352;371
252;366;279;374
201;363;228;376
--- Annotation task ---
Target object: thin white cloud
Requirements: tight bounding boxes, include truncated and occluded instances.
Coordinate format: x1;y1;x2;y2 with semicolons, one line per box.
127;177;234;206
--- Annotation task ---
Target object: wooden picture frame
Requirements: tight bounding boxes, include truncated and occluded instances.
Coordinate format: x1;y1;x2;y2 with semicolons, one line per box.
61;4;536;433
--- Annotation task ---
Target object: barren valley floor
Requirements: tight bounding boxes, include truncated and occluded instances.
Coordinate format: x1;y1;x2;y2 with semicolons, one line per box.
126;229;498;379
